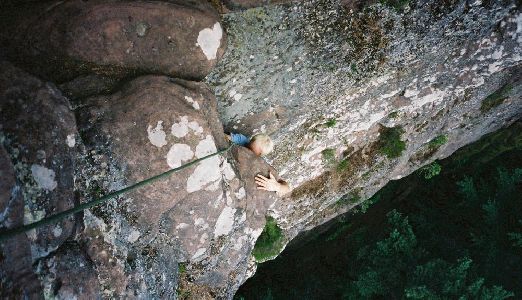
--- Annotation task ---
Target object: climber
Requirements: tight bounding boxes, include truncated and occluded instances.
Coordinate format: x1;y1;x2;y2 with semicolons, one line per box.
226;132;291;197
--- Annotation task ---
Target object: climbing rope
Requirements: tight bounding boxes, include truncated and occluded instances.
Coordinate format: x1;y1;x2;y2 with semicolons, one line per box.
0;144;233;242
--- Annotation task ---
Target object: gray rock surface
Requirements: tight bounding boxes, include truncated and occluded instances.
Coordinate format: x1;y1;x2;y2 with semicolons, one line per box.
207;0;522;251
0;61;78;261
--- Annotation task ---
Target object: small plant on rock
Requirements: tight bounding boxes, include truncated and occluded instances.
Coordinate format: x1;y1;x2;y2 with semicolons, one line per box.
378;126;406;159
325;118;337;128
419;162;442;179
322;148;336;165
252;216;285;262
480;83;512;112
428;135;448;149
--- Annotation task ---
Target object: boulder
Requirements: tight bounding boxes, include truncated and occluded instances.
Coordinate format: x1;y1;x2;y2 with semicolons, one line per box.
0;61;78;259
0;145;43;298
0;0;226;82
75;75;279;297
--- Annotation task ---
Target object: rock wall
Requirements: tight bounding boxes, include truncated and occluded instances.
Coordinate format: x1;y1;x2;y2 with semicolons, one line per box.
0;0;520;299
207;0;521;248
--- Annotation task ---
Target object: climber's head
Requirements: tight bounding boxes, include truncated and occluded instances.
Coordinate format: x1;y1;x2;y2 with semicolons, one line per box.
248;134;274;156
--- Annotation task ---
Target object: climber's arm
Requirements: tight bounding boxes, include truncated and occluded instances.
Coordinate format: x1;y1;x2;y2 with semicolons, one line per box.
255;172;292;197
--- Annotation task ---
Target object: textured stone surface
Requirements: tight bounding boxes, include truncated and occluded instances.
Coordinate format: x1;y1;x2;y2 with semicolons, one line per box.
0;144;43;298
74;76;279;298
0;0;226;82
206;0;522;281
0;61;78;260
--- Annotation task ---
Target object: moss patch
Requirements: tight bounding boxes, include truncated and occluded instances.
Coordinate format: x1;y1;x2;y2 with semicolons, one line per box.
252;216;285;262
321;148;336;165
325;118;337;128
428;134;448;149
480;83;512;112
377;126;406;158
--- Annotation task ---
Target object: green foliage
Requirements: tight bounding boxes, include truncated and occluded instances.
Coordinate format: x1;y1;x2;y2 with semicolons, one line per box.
457;176;479;202
337;158;350;171
325;118;337;128
326;223;352;241
252;216;285;262
178;262;187;275
405;259;513;300
344;210;513;299
378;126;406;158
388;111;399;119
322;148;336;165
508;220;522;248
480;84;512;112
419;162;441;179
428;135;448;149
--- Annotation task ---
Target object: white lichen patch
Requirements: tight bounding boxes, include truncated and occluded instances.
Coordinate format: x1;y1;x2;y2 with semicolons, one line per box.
171;117;189;138
196;22;222;60
235;187;246;199
66;134;76;148
194;217;209;230
171;116;204;138
127;230;141;243
195;135;216;158
166;144;193;168
175;223;189;230
187;136;223;191
52;226;62;237
31;164;57;191
147;121;167;148
222;161;236;181
184;96;200;110
214;206;236;237
187;155;221;193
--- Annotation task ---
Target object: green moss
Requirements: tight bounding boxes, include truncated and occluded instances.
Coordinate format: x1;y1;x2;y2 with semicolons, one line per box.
428;135;448;149
252;216;285;262
322;148;336;165
337;158;350;172
480;84;513;112
178;263;187;275
378;126;406;159
325;118;337;128
388;111;399;119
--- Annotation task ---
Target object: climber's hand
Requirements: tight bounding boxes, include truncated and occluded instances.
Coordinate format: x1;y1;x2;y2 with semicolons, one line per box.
255;172;281;193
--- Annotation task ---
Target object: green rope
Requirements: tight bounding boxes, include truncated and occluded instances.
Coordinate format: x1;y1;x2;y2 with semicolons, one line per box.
0;144;233;242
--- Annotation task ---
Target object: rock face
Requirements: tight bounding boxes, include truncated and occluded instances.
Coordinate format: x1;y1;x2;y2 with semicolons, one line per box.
73;75;280;298
0;0;521;299
0;61;78;261
0;0;226;82
0;145;42;298
207;0;522;241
